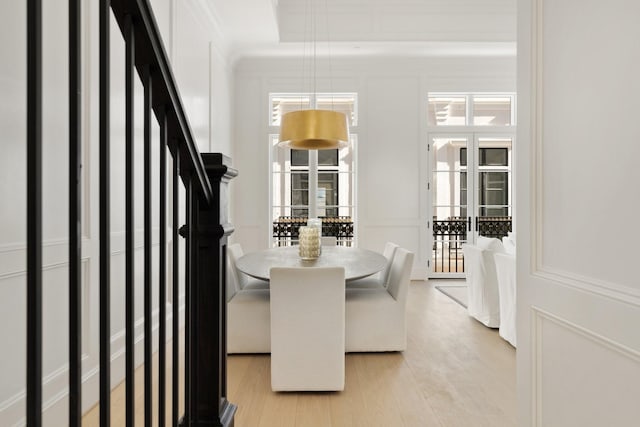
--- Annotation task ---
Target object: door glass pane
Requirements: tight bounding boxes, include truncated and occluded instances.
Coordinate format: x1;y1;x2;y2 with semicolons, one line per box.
290;149;339;168
291;172;308;217
428;96;467;126
473;96;512;126
291;149;308;166
477;138;512;238
432;137;469;273
479;148;508;166
318;149;339;166
318;172;338;217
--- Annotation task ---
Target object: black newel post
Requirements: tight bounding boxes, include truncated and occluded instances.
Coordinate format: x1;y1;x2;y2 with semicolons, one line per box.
186;153;237;426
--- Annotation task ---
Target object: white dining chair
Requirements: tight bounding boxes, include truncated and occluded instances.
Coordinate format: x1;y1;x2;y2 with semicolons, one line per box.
228;243;269;290
346;241;399;289
227;244;271;353
270;266;345;391
462;236;504;328
345;248;413;352
227;287;271;353
494;252;516;346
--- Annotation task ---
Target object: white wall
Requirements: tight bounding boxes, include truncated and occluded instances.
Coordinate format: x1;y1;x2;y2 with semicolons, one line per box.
0;0;234;425
173;0;234;155
517;0;640;424
232;56;516;278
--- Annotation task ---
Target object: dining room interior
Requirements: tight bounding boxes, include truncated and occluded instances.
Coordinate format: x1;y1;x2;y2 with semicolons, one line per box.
3;0;640;426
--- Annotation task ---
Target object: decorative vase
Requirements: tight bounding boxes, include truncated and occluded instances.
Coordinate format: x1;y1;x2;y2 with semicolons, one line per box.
298;226;321;260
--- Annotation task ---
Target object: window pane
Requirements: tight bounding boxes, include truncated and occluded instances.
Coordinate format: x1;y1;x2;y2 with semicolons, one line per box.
291;172;309;206
473;96;512;126
291;149;308;166
318;149;338;166
479;148;508;166
433;171;466;207
317;173;340;217
460;171;467;214
428;96;466;126
433;137;467;171
290;148;340;167
479;172;508;206
270;94;312;125
316;94;358;126
292;208;309;217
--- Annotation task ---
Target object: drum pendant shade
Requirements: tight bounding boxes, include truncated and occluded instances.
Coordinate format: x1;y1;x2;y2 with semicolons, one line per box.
278;109;349;150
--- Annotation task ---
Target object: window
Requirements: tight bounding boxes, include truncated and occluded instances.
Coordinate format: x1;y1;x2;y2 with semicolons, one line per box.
270;93;357;246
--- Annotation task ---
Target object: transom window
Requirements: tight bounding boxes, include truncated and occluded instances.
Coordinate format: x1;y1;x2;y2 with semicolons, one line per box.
428;93;515;126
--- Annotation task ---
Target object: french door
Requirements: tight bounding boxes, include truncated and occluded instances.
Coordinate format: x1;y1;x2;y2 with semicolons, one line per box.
428;134;513;277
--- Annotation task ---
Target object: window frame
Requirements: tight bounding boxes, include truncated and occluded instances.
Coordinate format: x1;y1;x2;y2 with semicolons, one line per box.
428;93;516;127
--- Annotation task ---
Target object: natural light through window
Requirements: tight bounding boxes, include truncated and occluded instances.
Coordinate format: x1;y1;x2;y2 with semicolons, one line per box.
269;93;358;246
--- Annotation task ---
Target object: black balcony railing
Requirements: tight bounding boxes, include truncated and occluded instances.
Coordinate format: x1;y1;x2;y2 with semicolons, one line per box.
273;216;354;246
431;216;512;273
24;0;236;425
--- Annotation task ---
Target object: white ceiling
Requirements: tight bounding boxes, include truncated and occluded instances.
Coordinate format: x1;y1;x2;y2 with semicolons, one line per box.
207;0;516;60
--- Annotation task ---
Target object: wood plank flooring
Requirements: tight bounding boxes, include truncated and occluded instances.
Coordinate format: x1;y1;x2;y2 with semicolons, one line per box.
229;280;516;427
83;280;516;426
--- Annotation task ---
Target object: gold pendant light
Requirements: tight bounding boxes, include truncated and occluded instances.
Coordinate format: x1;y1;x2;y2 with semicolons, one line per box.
278;109;349;150
277;0;349;150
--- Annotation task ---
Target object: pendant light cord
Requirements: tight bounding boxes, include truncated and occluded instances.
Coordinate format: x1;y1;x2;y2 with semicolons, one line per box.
313;0;317;102
324;0;335;110
300;0;338;111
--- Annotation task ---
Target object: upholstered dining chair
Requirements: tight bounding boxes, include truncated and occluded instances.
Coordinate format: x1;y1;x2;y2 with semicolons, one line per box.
228;243;269;290
494;252;516;346
345;248;413;352
462;237;504;328
226;256;270;353
270;266;346;391
346;241;399;289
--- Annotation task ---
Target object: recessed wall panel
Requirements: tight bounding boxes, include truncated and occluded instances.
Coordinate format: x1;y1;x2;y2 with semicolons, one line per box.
537;313;640;426
540;0;640;290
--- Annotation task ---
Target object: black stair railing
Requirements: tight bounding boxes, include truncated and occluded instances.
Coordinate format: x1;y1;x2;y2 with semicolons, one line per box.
26;0;236;426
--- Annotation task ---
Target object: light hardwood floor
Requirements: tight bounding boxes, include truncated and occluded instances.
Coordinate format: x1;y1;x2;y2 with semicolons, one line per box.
84;280;516;426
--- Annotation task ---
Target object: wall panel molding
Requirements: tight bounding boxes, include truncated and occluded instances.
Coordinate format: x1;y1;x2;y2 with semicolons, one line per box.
530;0;544;281
528;0;640;309
0;303;186;426
531;306;640;426
533;269;640;308
0;231;173;280
0;239;91;280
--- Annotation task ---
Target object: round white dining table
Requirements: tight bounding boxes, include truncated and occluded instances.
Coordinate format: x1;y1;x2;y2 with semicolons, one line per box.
235;246;387;282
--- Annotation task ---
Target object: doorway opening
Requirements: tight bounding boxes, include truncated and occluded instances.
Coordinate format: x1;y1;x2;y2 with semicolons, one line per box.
428;134;513;277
